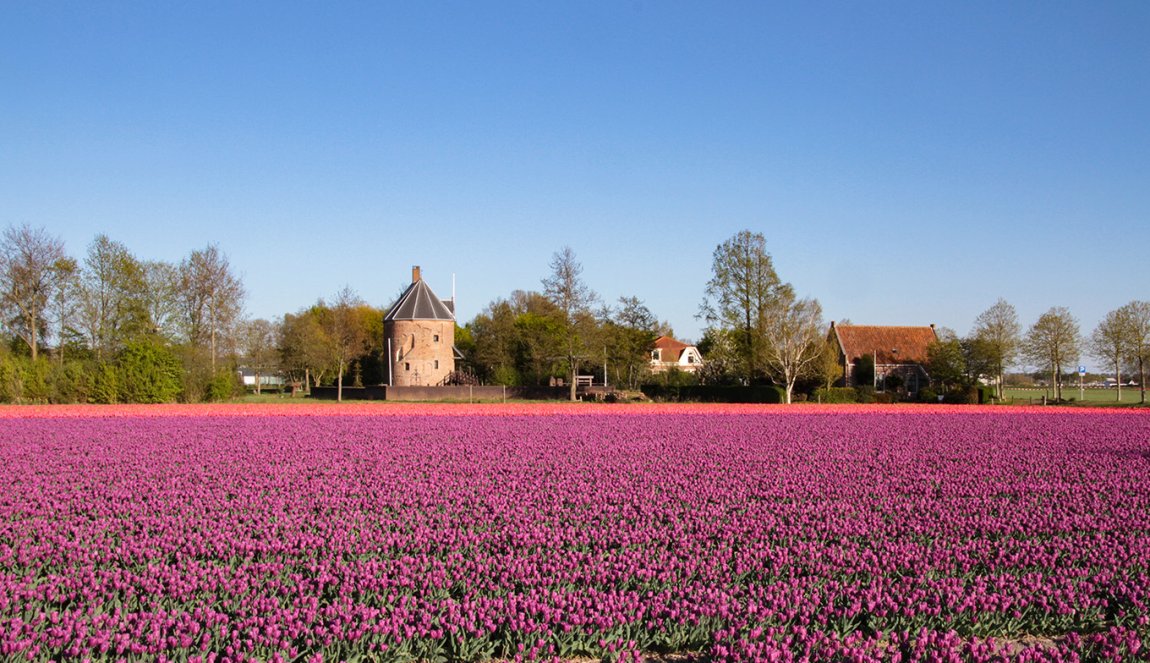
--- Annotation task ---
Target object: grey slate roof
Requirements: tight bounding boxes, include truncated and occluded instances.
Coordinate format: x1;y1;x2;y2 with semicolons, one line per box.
384;279;455;321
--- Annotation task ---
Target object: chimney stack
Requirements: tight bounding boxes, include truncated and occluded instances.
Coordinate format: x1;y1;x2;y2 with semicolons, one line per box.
412;265;421;283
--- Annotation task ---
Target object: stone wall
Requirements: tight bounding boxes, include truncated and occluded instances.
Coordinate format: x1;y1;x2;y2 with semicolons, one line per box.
310;385;570;401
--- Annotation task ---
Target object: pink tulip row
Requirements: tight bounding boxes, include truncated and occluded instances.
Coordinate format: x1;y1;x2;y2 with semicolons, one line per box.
1;408;1147;661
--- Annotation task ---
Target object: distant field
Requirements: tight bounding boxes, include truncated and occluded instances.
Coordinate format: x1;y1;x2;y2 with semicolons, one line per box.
1003;386;1147;404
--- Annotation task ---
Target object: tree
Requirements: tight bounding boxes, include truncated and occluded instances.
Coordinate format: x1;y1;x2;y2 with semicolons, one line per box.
926;329;966;392
467;297;522;385
49;256;80;363
467;291;566;387
0;225;68;360
853;354;875;389
602;296;659;390
177;245;245;373
542;246;598;401
1023;307;1080;402
116;337;182;403
699;230;787;384
1119;300;1150;404
694;327;738;385
760;289;825;403
240;318;280;395
960;336;996;388
280;308;332;390
141;260;181;341
971;298;1021;399
1089;307;1134;402
816;335;842;390
320;286;371;402
76;235;149;360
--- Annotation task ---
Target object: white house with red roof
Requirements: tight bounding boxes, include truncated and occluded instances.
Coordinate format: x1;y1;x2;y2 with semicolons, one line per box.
650;335;703;374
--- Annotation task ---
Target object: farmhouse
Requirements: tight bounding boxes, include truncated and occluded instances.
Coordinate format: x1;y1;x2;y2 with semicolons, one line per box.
650;335;703;374
828;322;937;393
384;266;458;386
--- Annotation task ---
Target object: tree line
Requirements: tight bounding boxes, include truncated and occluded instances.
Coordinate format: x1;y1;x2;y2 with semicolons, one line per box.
691;231;1150;405
0;226;248;403
2;224;1147;404
926;299;1150;404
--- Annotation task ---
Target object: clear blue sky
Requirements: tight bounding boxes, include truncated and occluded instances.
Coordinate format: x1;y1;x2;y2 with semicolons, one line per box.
3;2;1147;361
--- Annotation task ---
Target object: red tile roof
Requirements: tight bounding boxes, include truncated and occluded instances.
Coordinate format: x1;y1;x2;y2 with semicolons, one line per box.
653;335;692;361
831;324;937;365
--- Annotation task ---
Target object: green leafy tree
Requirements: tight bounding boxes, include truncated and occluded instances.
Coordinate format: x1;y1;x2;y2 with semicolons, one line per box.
817;334;842;390
280;308;332;389
695;327;738;385
467;298;522;385
513;305;564;387
467;291;567;386
959;336;996;387
116;338;182;403
927;331;967;392
699;230;787;384
853;354;875;389
90;362;119;404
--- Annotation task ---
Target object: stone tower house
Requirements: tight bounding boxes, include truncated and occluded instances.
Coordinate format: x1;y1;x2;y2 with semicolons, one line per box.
384;266;456;386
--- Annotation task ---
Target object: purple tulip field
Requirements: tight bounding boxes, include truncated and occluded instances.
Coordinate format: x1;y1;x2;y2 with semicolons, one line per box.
1;406;1149;662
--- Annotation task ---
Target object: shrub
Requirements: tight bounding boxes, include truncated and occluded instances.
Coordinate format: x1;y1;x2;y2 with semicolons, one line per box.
873;391;897;404
942;387;979;404
49;361;92;404
16;358;52;404
91;363;119;404
640;385;784;403
0;354;19;403
813;387;858;404
977;386;997;404
206;370;242;402
117;340;183;403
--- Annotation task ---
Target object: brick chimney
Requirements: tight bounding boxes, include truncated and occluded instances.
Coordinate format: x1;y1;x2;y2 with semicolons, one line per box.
412;265;421;283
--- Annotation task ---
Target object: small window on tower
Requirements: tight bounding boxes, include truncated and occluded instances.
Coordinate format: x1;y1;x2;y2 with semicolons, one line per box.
433;334;440;343
404;362;410;371
434;360;439;370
